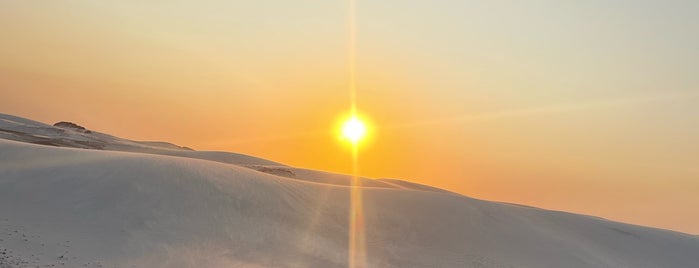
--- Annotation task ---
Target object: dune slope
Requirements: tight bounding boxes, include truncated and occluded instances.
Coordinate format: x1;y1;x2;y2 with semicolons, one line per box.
1;113;699;267
1;138;699;268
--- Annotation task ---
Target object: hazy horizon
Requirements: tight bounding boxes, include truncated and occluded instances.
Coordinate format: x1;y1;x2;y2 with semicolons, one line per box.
2;1;698;234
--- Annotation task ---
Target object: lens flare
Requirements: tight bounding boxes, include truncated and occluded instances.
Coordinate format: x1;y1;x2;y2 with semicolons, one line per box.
346;0;367;267
335;112;371;268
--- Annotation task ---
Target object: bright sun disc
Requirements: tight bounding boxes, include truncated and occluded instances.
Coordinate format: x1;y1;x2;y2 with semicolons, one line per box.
341;117;367;144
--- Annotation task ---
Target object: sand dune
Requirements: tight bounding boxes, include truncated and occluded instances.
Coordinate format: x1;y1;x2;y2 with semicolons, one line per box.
1;113;698;267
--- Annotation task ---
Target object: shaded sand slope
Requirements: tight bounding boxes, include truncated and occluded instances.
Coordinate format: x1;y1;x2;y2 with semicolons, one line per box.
1;139;698;268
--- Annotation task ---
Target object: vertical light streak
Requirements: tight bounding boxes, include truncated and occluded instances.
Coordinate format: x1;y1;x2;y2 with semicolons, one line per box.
347;0;367;267
348;0;357;116
348;143;366;268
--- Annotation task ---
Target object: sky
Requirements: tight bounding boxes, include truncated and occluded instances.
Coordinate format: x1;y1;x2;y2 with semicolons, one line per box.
1;1;698;234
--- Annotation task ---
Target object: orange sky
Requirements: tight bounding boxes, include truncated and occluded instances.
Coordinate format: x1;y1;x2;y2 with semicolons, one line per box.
1;1;698;234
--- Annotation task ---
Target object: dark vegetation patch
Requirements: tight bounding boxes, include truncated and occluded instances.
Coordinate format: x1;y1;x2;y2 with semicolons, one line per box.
609;227;640;239
252;166;296;178
53;121;86;131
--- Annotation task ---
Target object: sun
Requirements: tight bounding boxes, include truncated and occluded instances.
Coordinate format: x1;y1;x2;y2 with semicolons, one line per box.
341;116;367;144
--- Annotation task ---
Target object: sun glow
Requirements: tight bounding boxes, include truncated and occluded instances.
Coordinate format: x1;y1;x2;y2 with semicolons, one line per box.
341;116;367;144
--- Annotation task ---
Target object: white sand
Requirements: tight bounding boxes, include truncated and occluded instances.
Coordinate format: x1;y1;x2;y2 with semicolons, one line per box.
1;113;698;267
